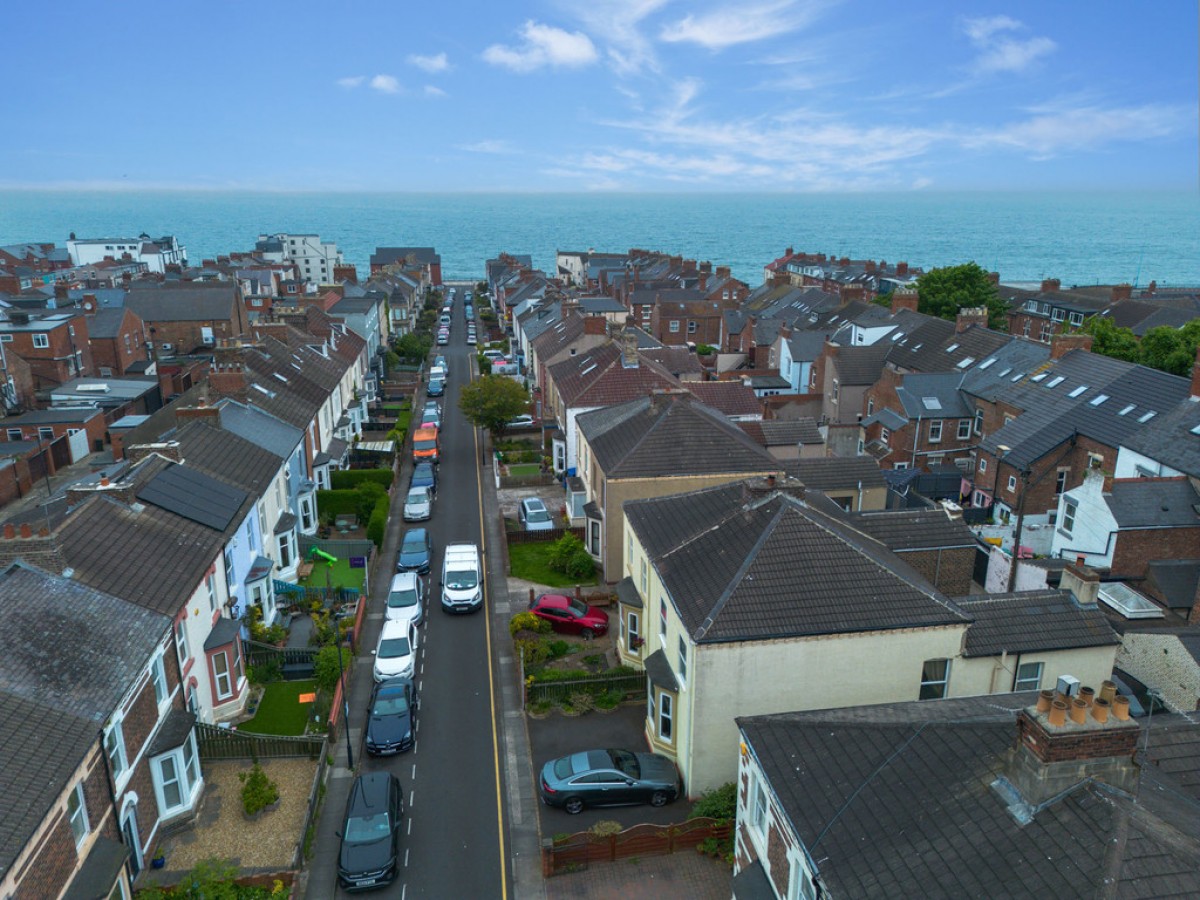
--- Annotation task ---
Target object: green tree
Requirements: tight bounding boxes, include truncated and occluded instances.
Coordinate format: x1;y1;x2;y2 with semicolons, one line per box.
1080;316;1139;363
1139;320;1200;376
458;375;528;438
914;262;1006;328
313;644;352;692
394;331;431;362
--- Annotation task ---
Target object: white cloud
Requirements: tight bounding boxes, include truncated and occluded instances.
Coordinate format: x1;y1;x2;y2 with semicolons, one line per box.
564;0;669;75
965;102;1188;157
961;15;1056;75
458;140;514;154
336;76;365;89
424;85;447;98
483;20;599;72
408;52;449;73
660;0;830;50
369;74;401;93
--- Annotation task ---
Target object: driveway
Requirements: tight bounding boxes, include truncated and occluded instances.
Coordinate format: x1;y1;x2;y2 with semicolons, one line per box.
527;705;691;834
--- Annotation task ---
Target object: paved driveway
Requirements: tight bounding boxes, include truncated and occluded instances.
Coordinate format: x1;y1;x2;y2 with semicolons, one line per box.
527;705;690;834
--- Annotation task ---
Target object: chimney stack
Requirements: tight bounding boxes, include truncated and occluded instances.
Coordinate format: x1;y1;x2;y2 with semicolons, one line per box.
1041;278;1061;293
891;287;919;315
716;266;731;280
1110;283;1133;303
896;261;908;276
955;306;989;333
1059;563;1099;605
621;322;639;369
1049;333;1094;360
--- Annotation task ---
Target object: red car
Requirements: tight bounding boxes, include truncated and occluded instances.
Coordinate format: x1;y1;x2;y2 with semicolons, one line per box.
529;593;609;639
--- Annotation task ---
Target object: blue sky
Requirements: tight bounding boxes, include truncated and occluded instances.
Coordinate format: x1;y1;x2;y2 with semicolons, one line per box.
1;1;1194;191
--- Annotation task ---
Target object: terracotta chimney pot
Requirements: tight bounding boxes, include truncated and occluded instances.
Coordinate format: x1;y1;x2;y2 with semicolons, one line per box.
1079;686;1095;707
1048;699;1068;727
1092;698;1111;724
2;524;13;539
1069;697;1088;724
1099;680;1117;704
19;523;31;539
1112;695;1131;721
1036;690;1054;714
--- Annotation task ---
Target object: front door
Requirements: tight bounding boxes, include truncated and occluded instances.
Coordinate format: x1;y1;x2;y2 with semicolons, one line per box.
121;807;142;875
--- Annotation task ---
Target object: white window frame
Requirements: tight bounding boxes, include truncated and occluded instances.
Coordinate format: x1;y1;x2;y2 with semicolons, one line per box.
919;659;950;700
659;600;667;641
175;618;190;667
150;653;168;709
212;650;233;700
880;427;889;444
67;782;89;848
657;690;674;742
928;419;943;443
626;610;640;647
974;408;984;436
640;557;647;593
206;572;217;611
957;419;971;440
978;457;987;473
1015;661;1043;692
1007;475;1017;492
751;775;768;838
32;333;49;348
831;379;839;403
1062;500;1077;533
153;732;200;817
677;635;688;686
669;321;680;333
104;719;128;782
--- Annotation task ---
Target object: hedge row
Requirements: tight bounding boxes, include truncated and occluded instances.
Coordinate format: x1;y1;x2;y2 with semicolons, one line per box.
330;469;394;490
316;489;359;518
367;496;390;548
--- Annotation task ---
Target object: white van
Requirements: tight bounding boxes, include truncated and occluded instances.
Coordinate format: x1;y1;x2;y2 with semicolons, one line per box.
429;364;447;383
441;543;482;614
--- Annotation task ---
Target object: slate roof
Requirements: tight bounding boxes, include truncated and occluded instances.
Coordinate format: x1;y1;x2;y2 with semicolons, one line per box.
0;563;169;879
86;306;132;338
640;346;703;378
861;408;908;431
625;481;969;643
847;508;976;550
894;372;972;419
578;393;777;479
738;695;1200;899
958;338;1051;401
1105;478;1200;528
173;421;284;495
124;283;240;322
958;590;1120;656
1146;560;1200;611
786;457;887;492
981;349;1191;469
739;418;823;448
1121;400;1200;478
886;318;1013;374
548;342;679;409
683;381;761;417
831;342;890;385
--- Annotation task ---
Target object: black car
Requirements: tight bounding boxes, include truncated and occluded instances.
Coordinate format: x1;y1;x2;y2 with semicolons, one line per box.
427;378;444;397
539;748;680;814
411;462;438;496
338;772;404;890
396;527;432;575
365;676;418;755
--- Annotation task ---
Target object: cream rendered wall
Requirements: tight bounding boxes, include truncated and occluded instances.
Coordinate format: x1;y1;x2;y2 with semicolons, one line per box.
951;647;1117;698
683;625;967;794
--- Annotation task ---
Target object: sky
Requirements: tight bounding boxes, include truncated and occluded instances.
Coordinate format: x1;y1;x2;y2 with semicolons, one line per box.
1;1;1195;192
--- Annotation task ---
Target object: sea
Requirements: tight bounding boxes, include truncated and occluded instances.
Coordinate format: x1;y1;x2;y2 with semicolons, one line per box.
1;190;1197;287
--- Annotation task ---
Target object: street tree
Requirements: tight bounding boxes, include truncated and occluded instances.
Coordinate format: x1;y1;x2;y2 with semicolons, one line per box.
915;262;1006;328
458;375;528;438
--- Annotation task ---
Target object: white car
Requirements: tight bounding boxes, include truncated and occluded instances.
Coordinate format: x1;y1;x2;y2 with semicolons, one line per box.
508;414;535;429
373;619;418;682
519;497;554;531
403;486;432;522
466;332;477;346
386;572;424;627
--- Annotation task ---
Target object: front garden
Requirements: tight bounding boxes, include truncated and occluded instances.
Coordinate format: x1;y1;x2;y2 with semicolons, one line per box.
508;532;596;587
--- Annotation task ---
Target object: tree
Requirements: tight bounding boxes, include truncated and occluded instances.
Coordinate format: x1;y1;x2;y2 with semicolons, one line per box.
1139;320;1200;376
394;331;431;362
914;262;1006;328
1081;316;1139;363
458;375;528;437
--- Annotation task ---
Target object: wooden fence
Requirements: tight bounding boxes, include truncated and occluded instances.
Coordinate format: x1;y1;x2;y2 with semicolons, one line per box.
244;640;320;680
527;670;647;705
542;818;731;875
194;722;326;761
504;525;586;545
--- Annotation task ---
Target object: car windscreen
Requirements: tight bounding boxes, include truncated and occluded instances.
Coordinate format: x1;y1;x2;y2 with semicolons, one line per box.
414;439;437;451
379;637;411;658
527;507;552;523
567;596;590;617
406;490;428;504
373;692;410;716
402;534;426;551
345;813;391;843
553;757;573;779
445;570;478;590
606;748;639;778
387;589;418;609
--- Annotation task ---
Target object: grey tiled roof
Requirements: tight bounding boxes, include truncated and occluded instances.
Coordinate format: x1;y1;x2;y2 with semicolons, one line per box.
831;342;890;385
124;283;240;322
0;563;169;878
577;393;778;480
1121;401;1200;478
174;421;284;495
847;508;976;550
958;590;1120;656
86;306;131;338
739;418;822;447
625;481;969;643
786;457;887;492
894;372;972;419
1105;478;1200;528
738;696;1200;899
682;381;761;417
861;408;907;430
217;399;303;459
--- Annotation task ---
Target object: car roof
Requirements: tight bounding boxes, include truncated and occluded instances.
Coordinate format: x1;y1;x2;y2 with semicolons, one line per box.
401;526;428;541
389;572;419;590
407;486;429;498
522;497;547;510
380;618;411;638
348;772;394;814
376;676;413;696
537;593;570;608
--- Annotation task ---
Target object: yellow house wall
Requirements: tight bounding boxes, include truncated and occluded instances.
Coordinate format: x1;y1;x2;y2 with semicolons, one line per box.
951;647;1118;698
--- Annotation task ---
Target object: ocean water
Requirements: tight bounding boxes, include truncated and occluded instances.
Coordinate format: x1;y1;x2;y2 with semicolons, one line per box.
1;190;1197;287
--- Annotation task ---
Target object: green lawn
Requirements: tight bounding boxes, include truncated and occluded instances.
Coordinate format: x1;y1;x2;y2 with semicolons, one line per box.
394;410;411;435
505;463;542;477
242;680;318;735
508;542;597;588
381;401;411;413
301;555;366;591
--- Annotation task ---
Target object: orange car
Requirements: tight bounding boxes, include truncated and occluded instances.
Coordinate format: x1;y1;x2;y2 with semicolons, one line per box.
413;426;439;464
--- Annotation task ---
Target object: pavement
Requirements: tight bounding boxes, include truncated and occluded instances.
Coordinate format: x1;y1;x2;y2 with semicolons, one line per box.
544;853;732;900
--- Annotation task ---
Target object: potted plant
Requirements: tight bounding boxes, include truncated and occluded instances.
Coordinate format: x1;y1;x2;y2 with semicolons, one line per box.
239;763;281;820
151;847;167;869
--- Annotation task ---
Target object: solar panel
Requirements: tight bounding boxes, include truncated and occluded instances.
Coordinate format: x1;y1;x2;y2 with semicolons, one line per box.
136;464;248;531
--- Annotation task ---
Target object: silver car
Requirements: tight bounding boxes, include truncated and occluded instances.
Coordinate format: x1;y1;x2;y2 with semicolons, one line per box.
402;486;432;522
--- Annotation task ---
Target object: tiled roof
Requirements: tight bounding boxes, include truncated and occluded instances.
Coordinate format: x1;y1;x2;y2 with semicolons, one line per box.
861;408;908;430
1105;478;1200;528
640;346;703;378
173;420;282;495
738;696;1200;899
578;393;777;479
86;306;131;338
894;372;972;419
216;399;302;459
124;283;240;322
887;319;1012;374
548;342;679;409
683;381;761;417
831;342;890;385
847;508;976;550
786;457;887;492
958;590;1120;656
625;481;969;643
739;418;823;447
1121;401;1200;478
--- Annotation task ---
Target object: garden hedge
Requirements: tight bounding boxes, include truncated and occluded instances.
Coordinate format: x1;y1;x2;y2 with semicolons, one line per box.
331;469;394;490
316;489;359;519
367;495;390;548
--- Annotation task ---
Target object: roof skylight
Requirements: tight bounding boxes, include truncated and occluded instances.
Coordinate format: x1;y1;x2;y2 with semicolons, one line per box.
922;397;943;411
1089;394;1109;406
956;357;975;368
1031;373;1048;382
945;343;959;353
1047;376;1065;388
997;368;1012;378
1068;385;1088;398
1118;404;1136;416
979;358;996;370
1138;411;1157;423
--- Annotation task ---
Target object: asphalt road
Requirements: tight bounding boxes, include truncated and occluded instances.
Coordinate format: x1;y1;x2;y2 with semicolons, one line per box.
330;284;509;898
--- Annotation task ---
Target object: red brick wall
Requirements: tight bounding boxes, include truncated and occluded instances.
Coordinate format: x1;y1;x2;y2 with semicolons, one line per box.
1111;526;1200;580
1017;710;1138;762
899;547;975;596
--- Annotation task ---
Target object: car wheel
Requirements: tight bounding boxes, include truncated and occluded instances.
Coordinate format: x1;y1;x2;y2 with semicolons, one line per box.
580;628;595;641
650;791;669;807
564;797;585;815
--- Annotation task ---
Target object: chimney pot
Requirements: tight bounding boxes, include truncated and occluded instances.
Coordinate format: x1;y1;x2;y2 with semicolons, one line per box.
1078;686;1095;707
1036;689;1054;713
19;523;31;538
1048;700;1068;727
100;476;110;487
1112;695;1131;720
1041;278;1061;293
1069;698;1088;724
1092;697;1111;724
1099;680;1117;704
2;524;13;539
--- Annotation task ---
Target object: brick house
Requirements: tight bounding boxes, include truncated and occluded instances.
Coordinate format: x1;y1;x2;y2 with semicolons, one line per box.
370;247;442;285
0;311;93;394
123;283;249;356
1005;279;1126;342
87;306;149;376
648;297;725;346
0;561;201;898
2;407;107;457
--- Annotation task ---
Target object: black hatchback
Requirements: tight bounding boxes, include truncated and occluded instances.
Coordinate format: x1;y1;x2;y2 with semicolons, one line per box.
396;527;432;575
338;772;404;890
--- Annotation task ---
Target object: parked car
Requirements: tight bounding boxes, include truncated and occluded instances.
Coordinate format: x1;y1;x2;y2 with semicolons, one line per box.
410;462;437;496
441;543;482;614
386;572;425;628
365;676;418;756
420;410;441;430
518;497;554;531
402;486;432;522
422;399;441;416
337;772;404;889
427;378;445;397
396;528;432;576
466;332;477;346
373;619;418;682
528;593;609;638
436;332;449;346
539;748;680;815
508;414;535;429
412;425;439;464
